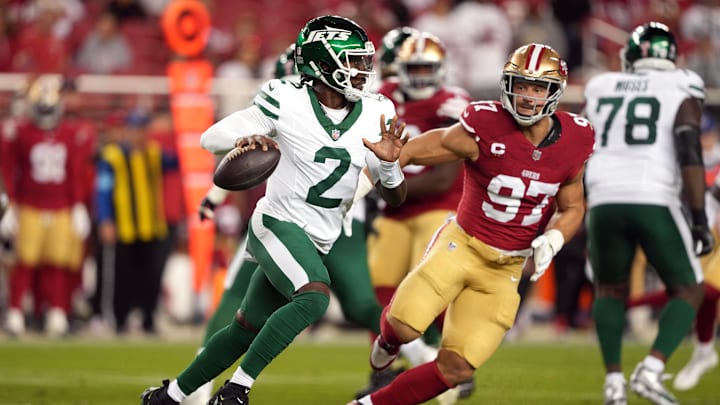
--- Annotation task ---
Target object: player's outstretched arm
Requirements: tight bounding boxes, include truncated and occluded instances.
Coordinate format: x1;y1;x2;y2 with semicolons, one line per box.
399;123;478;167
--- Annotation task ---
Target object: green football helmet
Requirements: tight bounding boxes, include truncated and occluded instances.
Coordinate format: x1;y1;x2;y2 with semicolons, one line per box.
379;26;419;79
295;15;375;102
621;21;677;72
274;43;299;80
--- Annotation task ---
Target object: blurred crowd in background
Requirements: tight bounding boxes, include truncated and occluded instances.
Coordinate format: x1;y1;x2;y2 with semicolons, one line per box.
0;0;719;341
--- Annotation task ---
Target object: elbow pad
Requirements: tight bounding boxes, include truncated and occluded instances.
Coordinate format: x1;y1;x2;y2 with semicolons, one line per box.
674;124;703;167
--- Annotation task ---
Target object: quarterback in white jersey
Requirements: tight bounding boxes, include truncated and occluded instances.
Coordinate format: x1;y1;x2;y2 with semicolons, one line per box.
140;15;407;405
202;77;398;252
583;22;713;405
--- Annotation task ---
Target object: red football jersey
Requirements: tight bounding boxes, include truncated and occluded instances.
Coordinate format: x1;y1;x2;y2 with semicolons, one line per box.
378;80;471;220
1;119;93;209
457;101;595;251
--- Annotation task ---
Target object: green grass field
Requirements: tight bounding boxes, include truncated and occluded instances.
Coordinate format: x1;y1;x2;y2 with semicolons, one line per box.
0;337;717;405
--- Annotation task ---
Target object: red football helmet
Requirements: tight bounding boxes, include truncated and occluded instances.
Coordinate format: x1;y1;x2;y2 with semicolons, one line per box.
500;43;567;126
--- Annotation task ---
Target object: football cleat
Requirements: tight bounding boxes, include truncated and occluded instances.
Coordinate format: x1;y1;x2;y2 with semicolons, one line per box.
603;379;627;405
45;307;69;338
457;377;476;399
354;367;405;399
5;308;25;337
180;379;213;405
140;380;179;405
208;380;250;405
435;386;460;405
673;344;718;390
630;363;678;405
370;336;400;370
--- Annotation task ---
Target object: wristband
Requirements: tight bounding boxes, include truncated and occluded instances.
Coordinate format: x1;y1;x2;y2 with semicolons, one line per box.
378;160;404;189
691;209;708;227
206;184;230;205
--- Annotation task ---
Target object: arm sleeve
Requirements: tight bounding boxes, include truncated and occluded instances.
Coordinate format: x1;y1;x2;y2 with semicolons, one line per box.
200;105;275;155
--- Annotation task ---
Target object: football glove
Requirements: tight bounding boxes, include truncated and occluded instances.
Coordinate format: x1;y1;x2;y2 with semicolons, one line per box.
198;185;230;221
530;229;564;282
0;204;17;238
71;203;91;239
691;225;714;256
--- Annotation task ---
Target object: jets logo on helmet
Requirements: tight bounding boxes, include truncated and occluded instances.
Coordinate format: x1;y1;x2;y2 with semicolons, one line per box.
295;15;376;102
621;21;677;72
305;27;352;43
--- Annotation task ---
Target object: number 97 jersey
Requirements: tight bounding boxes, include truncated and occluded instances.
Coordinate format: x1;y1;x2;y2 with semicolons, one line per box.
457;101;595;251
583;68;704;208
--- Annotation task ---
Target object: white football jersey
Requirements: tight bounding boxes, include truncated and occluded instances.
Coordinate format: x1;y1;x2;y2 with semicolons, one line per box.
249;79;395;252
584;68;705;208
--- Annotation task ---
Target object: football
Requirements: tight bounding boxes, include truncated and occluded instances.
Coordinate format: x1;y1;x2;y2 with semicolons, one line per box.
213;142;281;191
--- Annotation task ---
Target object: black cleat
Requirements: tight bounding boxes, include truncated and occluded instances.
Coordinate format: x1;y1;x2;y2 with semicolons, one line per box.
140;380;179;405
208;380;250;405
354;367;405;399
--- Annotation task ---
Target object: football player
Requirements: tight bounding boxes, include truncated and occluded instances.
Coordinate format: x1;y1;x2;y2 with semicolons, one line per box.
583;22;712;405
352;43;595;405
377;26;419;80
362;30;473;403
184;41;412;405
0;75;93;338
140;15;408;405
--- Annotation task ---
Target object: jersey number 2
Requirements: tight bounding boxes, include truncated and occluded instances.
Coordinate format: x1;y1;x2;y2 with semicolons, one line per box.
306;146;351;208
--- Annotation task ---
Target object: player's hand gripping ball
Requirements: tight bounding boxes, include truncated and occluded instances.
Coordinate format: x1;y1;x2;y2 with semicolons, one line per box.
213;135;280;190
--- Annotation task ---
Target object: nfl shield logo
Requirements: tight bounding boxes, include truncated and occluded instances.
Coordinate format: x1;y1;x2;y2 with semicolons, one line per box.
532;149;542;161
331;129;340;140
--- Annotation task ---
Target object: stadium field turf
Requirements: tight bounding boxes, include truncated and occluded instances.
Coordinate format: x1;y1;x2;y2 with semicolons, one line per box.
0;338;717;404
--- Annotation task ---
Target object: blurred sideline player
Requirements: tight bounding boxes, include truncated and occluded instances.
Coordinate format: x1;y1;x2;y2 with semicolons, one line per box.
0;75;93;338
366;30;473;403
181;42;434;405
584;22;712;405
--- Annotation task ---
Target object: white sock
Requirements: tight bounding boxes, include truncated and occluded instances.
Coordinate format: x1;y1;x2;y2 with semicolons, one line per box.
642;355;665;373
605;372;625;385
696;341;715;355
399;338;437;366
167;379;187;402
230;366;255;388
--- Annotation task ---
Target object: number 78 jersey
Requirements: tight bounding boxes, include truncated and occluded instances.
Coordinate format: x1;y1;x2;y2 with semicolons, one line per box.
457;101;595;251
583;68;704;208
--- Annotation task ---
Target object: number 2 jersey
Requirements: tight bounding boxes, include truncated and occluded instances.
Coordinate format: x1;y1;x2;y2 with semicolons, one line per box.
584;68;704;208
457;101;595;252
202;79;396;253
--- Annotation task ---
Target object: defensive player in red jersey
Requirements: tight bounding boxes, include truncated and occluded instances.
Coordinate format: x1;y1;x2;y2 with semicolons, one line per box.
365;31;472;403
352;43;595;405
0;75;93;338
